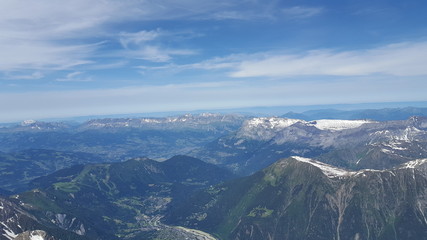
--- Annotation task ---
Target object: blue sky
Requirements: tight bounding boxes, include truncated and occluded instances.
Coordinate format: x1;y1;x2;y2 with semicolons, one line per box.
1;0;427;122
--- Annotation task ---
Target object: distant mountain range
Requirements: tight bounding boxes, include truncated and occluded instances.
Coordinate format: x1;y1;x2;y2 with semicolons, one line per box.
16;101;425;123
0;113;247;162
0;114;245;193
192;116;427;175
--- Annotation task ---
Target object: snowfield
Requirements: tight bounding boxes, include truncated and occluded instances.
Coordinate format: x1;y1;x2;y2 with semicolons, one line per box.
310;119;373;131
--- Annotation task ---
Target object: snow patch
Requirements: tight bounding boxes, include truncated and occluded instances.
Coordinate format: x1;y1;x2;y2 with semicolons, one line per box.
234;139;245;146
394;126;422;142
382;141;407;151
291;157;427;180
244;117;301;131
291;156;353;178
30;234;44;240
310;119;372;131
400;159;427;169
21;119;36;126
238;117;302;140
1;222;17;239
381;148;392;154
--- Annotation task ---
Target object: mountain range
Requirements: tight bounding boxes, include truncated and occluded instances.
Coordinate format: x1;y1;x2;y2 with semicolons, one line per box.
0;113;246;193
1;110;427;239
0;113;247;162
5;155;427;239
192;116;427;175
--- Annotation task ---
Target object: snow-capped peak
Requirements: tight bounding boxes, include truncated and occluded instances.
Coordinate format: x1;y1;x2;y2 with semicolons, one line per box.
309;119;373;131
237;117;302;140
21;119;36;126
245;117;301;129
291;156;353;178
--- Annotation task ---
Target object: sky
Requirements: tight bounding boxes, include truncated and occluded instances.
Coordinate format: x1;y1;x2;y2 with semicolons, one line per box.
1;0;427;122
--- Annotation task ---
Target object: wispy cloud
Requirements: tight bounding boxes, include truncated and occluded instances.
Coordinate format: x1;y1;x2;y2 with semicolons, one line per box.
86;61;128;70
0;40;97;71
229;41;427;77
144;41;427;78
0;0;259;73
136;53;251;72
122;46;197;63
282;6;323;19
119;30;162;49
117;29;198;62
56;71;93;82
0;1;115;71
3;71;44;80
208;9;276;21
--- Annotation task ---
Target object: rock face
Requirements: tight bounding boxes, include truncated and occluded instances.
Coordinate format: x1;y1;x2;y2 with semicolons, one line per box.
0;197;40;240
193;117;427;175
0;197;84;240
47;213;85;236
168;157;427;240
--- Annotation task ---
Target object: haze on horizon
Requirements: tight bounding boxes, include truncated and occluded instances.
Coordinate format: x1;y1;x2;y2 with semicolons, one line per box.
1;0;427;122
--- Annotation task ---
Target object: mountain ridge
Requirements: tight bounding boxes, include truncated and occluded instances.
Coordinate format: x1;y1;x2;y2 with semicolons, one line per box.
168;156;427;240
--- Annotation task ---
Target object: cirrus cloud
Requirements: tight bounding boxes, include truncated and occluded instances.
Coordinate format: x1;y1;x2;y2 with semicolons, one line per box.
282;6;324;19
230;41;427;77
0;0;262;73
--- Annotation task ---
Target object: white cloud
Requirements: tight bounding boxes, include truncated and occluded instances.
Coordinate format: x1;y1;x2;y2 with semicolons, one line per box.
0;0;254;72
0;40;97;71
122;46;197;62
3;71;44;80
211;11;252;20
208;9;276;21
136;53;250;71
117;29;198;62
86;61;128;70
133;41;427;78
230;41;427;77
282;6;323;19
56;71;93;82
119;30;162;49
